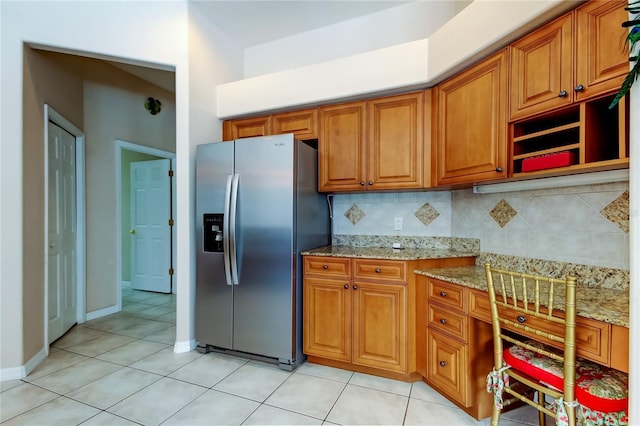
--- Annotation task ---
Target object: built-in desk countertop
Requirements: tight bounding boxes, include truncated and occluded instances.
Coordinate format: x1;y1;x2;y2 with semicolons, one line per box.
414;265;629;328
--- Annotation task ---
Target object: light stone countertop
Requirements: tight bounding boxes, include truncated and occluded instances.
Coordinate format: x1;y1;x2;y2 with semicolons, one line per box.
302;245;478;261
415;266;630;328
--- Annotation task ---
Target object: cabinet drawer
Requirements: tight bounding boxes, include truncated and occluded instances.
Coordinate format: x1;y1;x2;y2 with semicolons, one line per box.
428;279;466;311
353;259;406;282
468;288;492;322
428;304;467;342
427;328;469;407
499;304;610;365
304;256;351;278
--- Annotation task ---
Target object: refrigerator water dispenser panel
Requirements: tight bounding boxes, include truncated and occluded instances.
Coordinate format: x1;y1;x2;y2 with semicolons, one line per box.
203;213;224;252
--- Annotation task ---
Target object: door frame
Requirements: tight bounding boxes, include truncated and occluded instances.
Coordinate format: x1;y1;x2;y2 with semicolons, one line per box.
43;104;86;353
115;140;176;310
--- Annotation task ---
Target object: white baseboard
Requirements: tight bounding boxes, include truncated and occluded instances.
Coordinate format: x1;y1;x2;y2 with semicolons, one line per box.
0;366;25;382
174;339;196;353
86;304;119;321
0;346;47;381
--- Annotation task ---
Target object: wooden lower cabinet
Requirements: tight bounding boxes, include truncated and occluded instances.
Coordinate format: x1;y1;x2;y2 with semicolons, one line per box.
303;255;476;381
418;276;495;419
352;281;406;372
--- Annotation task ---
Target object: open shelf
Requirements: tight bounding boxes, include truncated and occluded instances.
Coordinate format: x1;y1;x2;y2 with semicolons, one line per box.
510;93;628;176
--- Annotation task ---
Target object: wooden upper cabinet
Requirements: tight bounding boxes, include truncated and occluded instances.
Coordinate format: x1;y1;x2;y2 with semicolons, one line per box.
575;0;629;102
222;116;271;140
271;108;318;140
511;0;628;120
434;49;508;186
319;92;425;192
367;92;424;190
318;101;367;192
510;13;574;120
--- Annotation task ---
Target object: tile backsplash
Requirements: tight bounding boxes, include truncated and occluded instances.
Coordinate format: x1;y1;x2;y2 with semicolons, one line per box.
331;181;630;270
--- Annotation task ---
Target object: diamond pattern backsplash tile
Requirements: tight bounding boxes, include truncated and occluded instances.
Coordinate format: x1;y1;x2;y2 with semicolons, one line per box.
489;199;517;228
344;204;366;225
600;191;629;233
415;202;440;227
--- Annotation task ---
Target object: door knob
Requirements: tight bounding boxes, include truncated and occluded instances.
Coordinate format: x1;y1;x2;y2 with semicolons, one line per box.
130;229;136;235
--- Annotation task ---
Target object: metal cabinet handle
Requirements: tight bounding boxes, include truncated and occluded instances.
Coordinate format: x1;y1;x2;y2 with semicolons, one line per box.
439;361;447;367
344;284;349;289
375;268;381;273
368;181;373;186
360;181;366;186
440;291;447;297
574;84;585;92
558;90;568;98
130;229;136;235
517;315;527;323
440;318;447;324
322;265;328;269
353;285;359;290
495;167;503;173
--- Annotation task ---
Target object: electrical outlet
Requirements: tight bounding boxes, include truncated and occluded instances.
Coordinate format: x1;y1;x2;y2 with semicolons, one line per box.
394;217;403;230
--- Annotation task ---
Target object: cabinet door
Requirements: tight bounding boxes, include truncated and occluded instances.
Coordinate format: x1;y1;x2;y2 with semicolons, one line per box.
352;281;406;372
575;0;629;102
367;92;424;189
435;49;508;186
510;13;573;120
272;108;319;140
303;277;351;362
222;116;271;140
318;102;367;192
427;328;469;406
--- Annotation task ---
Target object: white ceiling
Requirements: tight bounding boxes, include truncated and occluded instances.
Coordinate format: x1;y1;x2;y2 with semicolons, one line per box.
189;0;413;48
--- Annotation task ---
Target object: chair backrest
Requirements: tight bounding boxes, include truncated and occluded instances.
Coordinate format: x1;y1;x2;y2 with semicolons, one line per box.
484;263;578;404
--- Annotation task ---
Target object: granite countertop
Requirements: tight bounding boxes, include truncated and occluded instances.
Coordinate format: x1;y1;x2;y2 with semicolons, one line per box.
302;245;478;261
415;266;630;328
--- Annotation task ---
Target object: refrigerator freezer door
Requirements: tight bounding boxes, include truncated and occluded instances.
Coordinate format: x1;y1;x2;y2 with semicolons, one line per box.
232;134;296;361
195;142;235;350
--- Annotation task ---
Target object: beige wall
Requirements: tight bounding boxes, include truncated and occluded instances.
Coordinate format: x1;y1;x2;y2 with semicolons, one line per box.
20;49;176;362
22;47;85;363
78;55;176;313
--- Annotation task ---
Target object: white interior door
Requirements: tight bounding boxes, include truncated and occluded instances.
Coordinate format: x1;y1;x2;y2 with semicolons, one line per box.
48;121;77;343
130;159;172;293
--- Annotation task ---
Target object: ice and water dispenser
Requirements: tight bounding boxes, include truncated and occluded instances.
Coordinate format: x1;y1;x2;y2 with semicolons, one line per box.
203;214;224;253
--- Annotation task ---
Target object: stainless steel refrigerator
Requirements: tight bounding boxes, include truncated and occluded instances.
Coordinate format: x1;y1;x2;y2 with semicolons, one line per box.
195;134;329;370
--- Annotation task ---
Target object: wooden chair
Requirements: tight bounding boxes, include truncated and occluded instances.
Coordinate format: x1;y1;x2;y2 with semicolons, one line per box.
484;263;628;426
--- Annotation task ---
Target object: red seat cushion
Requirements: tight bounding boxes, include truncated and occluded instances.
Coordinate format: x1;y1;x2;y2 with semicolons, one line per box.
503;342;628;413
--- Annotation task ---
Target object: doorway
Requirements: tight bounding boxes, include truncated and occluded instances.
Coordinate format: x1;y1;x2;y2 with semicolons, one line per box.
44;105;86;347
116;141;176;311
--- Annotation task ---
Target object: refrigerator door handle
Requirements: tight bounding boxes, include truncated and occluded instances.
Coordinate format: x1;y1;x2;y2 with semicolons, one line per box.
229;173;240;285
222;174;233;285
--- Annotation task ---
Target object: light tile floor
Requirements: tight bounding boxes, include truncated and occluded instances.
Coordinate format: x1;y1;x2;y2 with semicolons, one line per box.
1;288;541;425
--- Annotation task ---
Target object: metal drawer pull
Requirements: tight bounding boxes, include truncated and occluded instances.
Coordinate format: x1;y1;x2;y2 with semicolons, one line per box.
517;315;527;323
440;318;447;324
440;291;447;297
439;361;447;367
353;285;359;290
322;265;328;269
375;268;381;273
344;284;349;289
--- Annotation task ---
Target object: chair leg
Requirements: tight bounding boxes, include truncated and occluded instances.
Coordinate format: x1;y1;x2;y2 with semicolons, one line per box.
538;392;546;426
490;404;501;426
